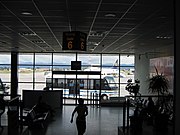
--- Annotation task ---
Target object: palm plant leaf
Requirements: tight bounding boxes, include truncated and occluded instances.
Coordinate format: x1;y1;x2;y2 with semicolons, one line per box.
148;66;169;95
149;74;169;94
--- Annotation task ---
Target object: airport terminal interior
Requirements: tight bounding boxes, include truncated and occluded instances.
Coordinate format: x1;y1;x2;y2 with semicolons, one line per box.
0;0;178;135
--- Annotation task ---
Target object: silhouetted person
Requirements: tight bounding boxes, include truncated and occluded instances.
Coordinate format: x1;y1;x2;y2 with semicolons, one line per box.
146;96;155;125
140;96;155;125
70;98;88;135
147;97;155;114
0;94;5;127
130;106;143;131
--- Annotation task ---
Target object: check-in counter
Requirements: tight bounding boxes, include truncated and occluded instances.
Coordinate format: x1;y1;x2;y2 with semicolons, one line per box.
22;90;63;109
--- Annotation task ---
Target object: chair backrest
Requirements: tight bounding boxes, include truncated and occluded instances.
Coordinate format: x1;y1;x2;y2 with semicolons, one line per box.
28;109;36;120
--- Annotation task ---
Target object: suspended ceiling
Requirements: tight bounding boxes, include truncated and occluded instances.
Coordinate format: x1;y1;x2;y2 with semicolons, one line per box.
0;0;174;54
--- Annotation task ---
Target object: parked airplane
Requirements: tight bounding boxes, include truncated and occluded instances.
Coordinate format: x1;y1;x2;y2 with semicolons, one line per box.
44;59;127;78
84;59;126;78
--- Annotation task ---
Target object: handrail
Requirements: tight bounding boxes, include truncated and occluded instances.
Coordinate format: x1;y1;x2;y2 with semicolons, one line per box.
122;94;173;134
8;95;20;103
125;94;172;98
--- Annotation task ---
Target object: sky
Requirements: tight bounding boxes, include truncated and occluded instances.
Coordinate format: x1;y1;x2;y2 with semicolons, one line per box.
0;54;134;65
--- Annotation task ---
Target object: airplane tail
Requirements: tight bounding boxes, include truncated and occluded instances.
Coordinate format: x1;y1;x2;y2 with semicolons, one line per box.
112;59;118;69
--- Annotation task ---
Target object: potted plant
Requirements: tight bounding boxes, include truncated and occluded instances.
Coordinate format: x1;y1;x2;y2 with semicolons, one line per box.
148;66;170;130
148;66;169;101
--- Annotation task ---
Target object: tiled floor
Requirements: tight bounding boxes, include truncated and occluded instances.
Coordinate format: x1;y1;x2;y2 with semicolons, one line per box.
1;105;123;135
0;105;174;135
30;105;123;135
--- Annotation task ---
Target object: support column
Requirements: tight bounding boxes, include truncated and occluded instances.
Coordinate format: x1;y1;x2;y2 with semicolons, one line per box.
11;52;18;99
175;0;179;135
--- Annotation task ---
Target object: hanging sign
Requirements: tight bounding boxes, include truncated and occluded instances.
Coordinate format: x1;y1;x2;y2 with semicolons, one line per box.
62;31;87;51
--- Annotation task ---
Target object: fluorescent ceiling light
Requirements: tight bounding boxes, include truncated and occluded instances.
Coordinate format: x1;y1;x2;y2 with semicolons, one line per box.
105;13;116;17
21;11;32;16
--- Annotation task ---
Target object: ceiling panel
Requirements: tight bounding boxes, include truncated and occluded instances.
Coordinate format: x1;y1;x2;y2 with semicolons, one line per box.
0;0;174;54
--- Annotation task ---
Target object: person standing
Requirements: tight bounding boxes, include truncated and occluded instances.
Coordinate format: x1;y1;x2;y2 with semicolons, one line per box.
70;98;88;135
0;94;6;127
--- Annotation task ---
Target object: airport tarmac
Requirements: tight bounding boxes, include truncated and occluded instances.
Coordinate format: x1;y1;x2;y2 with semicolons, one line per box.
0;72;134;100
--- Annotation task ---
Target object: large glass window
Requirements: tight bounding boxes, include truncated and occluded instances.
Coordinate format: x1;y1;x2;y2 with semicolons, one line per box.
0;53;11;82
120;55;135;96
0;52;135;102
0;53;11;64
77;53;101;71
53;53;76;66
35;53;52;65
34;53;52;90
120;55;134;83
53;53;76;71
18;53;34;95
19;53;33;65
0;53;11;96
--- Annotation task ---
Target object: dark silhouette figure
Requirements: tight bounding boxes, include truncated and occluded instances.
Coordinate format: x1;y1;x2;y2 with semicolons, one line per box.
70;98;88;135
130;106;143;132
147;97;155;114
0;94;5;127
140;96;155;125
34;96;54;116
146;96;155;125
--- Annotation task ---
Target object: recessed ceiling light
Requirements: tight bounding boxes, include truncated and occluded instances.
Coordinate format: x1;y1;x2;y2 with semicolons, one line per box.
32;40;45;44
19;32;37;36
89;49;94;51
87;41;99;46
156;36;172;39
105;13;116;17
21;11;32;16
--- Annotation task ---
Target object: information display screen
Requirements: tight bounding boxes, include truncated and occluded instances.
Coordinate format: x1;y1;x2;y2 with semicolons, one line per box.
71;61;81;70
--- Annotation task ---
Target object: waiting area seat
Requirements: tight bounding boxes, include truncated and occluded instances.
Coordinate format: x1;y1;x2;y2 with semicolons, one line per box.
21;105;49;129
